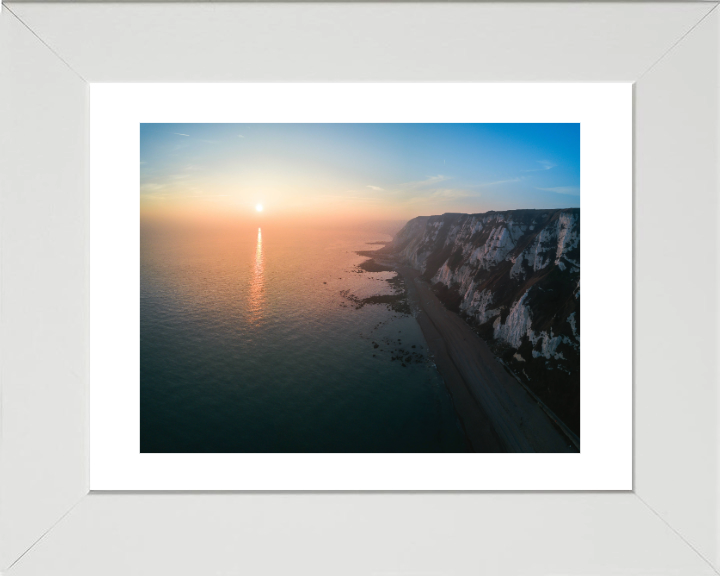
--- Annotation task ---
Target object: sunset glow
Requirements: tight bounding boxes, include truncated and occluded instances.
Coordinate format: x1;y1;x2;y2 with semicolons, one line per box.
248;227;264;324
140;123;580;228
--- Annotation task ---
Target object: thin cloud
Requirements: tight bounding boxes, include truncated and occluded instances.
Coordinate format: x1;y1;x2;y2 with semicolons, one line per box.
406;188;470;204
427;188;470;200
383;175;461;205
474;177;523;188
537;186;580;196
367;185;384;191
522;160;556;172
173;133;190;137
238;135;245;138
141;183;167;193
401;175;450;190
323;195;379;202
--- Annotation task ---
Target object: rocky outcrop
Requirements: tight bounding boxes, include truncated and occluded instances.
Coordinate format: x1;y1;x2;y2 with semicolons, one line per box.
387;209;580;434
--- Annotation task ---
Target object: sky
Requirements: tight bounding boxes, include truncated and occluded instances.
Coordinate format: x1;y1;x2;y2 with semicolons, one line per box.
140;123;579;226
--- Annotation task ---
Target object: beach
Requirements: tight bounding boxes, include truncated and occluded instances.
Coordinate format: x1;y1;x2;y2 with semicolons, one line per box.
372;255;578;453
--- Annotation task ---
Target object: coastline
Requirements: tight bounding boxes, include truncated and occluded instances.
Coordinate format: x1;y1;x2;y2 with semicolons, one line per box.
401;265;505;452
372;254;577;453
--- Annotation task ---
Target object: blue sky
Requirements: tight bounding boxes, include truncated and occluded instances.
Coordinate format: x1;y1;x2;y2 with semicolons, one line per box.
140;123;579;222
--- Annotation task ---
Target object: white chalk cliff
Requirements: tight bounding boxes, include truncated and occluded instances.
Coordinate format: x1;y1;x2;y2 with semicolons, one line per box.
389;208;580;432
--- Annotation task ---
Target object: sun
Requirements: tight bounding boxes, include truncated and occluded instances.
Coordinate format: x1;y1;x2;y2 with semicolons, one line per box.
256;204;263;212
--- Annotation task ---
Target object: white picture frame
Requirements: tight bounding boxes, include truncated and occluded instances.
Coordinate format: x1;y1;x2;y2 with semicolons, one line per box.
1;2;718;574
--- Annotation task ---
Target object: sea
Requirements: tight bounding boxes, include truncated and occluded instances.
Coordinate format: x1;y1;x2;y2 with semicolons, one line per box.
140;221;467;452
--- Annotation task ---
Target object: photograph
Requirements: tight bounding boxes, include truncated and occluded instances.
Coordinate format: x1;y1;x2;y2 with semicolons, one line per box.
140;123;580;453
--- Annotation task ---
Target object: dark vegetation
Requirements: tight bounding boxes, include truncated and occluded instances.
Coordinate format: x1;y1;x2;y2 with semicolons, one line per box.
432;282;463;314
340;263;411;316
356;258;395;273
355;250;380;258
484;333;580;435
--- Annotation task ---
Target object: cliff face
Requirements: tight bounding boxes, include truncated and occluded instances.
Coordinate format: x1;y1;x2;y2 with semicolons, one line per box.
389;209;580;433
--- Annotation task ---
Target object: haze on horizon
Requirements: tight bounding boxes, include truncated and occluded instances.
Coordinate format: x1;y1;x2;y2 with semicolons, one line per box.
140;123;580;227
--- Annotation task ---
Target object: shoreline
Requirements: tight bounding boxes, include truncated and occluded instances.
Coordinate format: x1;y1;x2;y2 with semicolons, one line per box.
402;268;505;452
373;255;577;453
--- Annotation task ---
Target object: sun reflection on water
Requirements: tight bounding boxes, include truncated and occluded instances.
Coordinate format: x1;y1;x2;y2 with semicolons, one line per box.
248;227;264;320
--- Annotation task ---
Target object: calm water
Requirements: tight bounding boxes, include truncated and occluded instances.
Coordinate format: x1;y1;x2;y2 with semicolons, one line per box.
140;221;467;452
